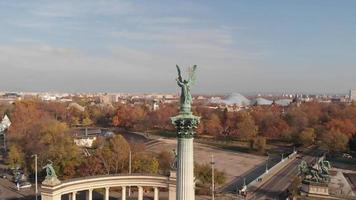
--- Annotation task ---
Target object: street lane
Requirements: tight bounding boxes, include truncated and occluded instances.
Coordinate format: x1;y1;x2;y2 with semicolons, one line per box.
250;148;322;200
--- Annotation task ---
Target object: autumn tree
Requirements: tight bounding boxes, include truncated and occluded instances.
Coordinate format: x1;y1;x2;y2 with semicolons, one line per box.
252;108;290;139
95;135;130;174
254;136;267;153
194;163;226;186
132;153;159;174
77;156;105;176
203;113;223;136
7;145;25;168
39;101;67;121
147;103;177;130
157;150;174;175
285;106;309;132
321;130;349;153
82;116;93;127
325;119;355;138
8;100;50;142
30;119;83;179
112;105;148;130
234;111;258;148
293;128;316;147
350;135;356;151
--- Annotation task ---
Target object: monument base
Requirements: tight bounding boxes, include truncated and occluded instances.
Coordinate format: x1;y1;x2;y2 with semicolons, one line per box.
301;182;329;196
170;170;177;178
42;176;61;186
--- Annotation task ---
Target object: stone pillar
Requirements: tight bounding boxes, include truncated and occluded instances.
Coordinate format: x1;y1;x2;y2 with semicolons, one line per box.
41;176;62;200
154;187;159;200
41;194;61;200
177;137;195;200
171;66;200;200
121;186;126;200
86;189;93;200
168;171;176;200
104;187;110;200
171;113;199;200
72;192;77;200
138;186;143;200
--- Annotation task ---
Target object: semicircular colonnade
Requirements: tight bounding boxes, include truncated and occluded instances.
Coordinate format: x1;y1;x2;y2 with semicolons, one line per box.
41;173;176;200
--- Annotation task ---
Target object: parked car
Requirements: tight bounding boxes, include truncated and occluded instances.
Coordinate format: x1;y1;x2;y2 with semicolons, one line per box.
296;155;304;159
19;182;32;189
342;153;353;159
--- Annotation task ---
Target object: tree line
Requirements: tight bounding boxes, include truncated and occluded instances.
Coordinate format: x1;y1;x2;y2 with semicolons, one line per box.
1;99;227;187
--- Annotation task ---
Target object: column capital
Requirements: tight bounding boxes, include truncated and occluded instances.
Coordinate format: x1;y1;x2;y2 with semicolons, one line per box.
171;115;200;138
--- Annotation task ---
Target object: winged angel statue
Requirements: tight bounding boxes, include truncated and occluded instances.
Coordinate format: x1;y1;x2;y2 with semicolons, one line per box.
176;65;197;111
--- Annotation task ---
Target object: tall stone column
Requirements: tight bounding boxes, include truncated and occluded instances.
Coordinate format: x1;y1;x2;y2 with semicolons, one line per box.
172;64;199;200
172;113;200;200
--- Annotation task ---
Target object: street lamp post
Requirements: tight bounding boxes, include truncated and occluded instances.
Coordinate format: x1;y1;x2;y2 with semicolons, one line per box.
3;131;6;152
32;154;38;200
265;153;269;173
211;155;215;200
128;150;131;197
281;153;284;161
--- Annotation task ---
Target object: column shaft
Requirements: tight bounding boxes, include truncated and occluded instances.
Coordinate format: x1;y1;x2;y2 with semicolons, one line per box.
177;138;194;200
154;187;159;200
121;186;126;200
138;186;143;200
86;189;93;200
71;192;77;200
105;187;110;200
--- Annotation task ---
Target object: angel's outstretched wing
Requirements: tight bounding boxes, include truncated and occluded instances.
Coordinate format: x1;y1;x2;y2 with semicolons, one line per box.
188;65;197;84
176;65;183;82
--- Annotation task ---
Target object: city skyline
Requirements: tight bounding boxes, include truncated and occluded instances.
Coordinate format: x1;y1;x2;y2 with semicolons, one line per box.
0;0;355;93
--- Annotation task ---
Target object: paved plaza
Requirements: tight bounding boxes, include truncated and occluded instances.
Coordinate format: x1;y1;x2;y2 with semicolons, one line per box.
148;138;266;185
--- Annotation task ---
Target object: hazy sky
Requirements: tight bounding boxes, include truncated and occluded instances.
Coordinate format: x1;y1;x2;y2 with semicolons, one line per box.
0;0;355;94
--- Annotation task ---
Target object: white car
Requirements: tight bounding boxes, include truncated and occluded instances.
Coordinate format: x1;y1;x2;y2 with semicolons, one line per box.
19;182;32;189
342;153;353;159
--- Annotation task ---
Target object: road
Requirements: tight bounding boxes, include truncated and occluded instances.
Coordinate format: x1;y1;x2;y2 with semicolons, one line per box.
220;155;281;193
250;148;322;200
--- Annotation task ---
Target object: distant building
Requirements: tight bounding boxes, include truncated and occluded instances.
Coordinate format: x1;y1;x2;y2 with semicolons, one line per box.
0;93;21;103
40;94;57;101
68;102;85;112
152;99;160;111
100;94;119;104
72;128;100;148
350;90;356;101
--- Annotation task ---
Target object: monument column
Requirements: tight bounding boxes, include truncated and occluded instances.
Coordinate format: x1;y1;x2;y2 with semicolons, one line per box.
171;65;199;200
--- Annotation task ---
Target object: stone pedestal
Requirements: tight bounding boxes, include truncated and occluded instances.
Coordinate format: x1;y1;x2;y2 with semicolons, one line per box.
301;183;329;196
168;170;177;200
42;176;61;186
